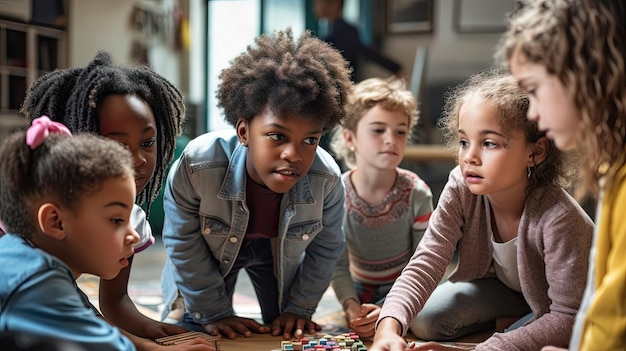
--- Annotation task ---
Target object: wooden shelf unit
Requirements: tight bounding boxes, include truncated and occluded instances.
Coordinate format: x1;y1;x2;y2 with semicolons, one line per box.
0;18;66;139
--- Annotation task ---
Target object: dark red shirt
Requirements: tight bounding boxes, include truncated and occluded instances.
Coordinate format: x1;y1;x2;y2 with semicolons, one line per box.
245;175;282;239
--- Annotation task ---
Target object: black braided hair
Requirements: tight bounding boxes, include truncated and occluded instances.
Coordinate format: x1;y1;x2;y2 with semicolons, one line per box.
21;51;185;214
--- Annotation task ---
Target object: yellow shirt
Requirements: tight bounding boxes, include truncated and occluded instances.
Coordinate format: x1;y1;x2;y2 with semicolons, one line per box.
579;165;626;350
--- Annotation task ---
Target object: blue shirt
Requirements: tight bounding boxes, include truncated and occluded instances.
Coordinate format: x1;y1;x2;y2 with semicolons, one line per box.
0;234;135;351
161;129;345;324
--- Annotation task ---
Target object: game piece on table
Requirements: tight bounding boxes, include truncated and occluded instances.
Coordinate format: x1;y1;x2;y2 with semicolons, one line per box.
273;332;367;351
155;331;220;349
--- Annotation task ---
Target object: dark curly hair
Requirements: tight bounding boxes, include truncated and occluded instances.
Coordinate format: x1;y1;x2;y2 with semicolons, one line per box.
438;67;578;191
496;0;626;197
20;51;185;212
216;29;352;132
0;131;134;239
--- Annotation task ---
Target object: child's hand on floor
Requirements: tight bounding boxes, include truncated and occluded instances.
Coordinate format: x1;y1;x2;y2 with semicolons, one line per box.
145;321;188;340
271;312;321;340
202;316;270;339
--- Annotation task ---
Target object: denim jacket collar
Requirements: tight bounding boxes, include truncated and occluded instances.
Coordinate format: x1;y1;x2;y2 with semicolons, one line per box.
219;143;315;206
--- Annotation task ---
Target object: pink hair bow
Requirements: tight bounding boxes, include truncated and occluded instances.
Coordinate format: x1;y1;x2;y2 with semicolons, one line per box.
26;116;72;150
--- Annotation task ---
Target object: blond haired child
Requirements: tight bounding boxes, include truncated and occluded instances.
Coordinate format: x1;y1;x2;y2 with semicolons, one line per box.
330;77;433;338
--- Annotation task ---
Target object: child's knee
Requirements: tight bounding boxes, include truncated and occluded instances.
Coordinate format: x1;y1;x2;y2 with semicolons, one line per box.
409;310;459;341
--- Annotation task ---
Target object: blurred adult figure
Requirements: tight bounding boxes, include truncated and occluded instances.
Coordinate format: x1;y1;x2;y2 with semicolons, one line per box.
313;0;403;82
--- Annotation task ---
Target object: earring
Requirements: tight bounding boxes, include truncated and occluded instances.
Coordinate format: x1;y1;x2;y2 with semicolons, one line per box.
527;165;533;179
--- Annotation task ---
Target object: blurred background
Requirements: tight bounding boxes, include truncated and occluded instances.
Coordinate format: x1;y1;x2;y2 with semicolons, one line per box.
0;0;518;233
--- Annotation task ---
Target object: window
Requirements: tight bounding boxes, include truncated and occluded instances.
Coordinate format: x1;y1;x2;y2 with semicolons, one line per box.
205;0;305;132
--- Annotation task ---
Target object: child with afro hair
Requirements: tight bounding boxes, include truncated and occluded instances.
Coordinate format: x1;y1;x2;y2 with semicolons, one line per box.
160;28;353;340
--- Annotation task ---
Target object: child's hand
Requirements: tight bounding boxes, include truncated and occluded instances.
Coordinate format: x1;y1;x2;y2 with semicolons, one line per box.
343;299;362;322
347;303;380;339
369;317;408;351
270;312;321;340
145;321;189;339
369;331;411;351
202;316;270;339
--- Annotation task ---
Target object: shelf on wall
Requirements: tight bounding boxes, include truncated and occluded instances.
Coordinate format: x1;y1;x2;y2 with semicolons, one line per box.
0;18;66;138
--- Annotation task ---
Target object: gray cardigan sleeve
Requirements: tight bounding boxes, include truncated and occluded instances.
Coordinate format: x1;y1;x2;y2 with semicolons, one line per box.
377;167;468;334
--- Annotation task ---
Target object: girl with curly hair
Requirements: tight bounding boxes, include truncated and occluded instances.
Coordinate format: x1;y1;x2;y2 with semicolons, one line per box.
160;28;353;340
370;68;593;351
497;0;626;350
0;117;138;350
18;52;212;351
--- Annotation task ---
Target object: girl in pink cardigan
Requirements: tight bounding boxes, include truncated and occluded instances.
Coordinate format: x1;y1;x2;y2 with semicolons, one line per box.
370;68;594;351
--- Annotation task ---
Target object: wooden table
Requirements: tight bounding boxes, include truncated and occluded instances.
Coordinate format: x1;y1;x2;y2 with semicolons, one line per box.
404;144;455;163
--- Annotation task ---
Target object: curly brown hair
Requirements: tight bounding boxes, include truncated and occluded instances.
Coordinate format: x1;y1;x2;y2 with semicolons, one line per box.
496;0;626;197
0;132;133;239
216;29;352;132
330;77;418;169
439;67;578;191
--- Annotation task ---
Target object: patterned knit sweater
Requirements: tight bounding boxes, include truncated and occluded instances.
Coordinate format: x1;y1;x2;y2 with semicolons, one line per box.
331;168;433;306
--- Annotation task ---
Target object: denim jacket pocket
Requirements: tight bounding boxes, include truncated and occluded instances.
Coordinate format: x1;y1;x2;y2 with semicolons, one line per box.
201;216;231;253
283;220;322;258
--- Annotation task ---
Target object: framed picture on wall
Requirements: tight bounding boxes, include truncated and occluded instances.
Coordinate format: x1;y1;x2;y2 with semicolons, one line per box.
454;0;515;33
387;0;434;34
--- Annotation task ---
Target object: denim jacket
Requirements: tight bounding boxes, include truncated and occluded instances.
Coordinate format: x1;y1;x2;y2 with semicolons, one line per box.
161;129;345;324
0;234;135;351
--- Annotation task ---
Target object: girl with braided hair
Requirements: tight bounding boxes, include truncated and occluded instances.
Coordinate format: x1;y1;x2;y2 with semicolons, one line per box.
21;51;183;212
19;52;213;351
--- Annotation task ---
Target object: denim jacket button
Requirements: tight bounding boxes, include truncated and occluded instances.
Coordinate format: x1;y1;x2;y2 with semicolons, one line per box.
302;234;310;241
203;228;211;235
193;312;202;319
229;236;238;243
